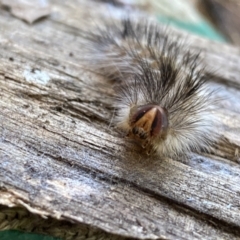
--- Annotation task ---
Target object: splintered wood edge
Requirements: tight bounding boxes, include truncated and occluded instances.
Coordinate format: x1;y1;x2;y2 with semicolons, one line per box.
0;191;50;218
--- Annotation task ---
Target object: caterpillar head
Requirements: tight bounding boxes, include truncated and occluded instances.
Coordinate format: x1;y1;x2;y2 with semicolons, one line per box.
127;104;169;153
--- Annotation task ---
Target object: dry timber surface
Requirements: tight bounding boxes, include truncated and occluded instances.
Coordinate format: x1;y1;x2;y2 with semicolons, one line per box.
0;0;240;239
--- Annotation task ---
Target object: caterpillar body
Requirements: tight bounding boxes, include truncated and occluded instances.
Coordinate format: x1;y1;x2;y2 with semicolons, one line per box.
81;18;218;157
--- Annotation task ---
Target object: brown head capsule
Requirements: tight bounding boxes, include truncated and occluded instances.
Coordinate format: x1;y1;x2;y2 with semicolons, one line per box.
128;104;168;148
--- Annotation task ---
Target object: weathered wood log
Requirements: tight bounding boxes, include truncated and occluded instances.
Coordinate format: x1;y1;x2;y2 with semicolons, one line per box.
1;0;240;239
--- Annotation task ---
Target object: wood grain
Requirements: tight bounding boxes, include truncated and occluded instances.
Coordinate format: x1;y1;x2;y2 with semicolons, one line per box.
1;0;240;239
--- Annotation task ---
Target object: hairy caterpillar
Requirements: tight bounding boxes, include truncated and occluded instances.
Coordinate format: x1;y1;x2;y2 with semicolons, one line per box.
81;18;218;157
